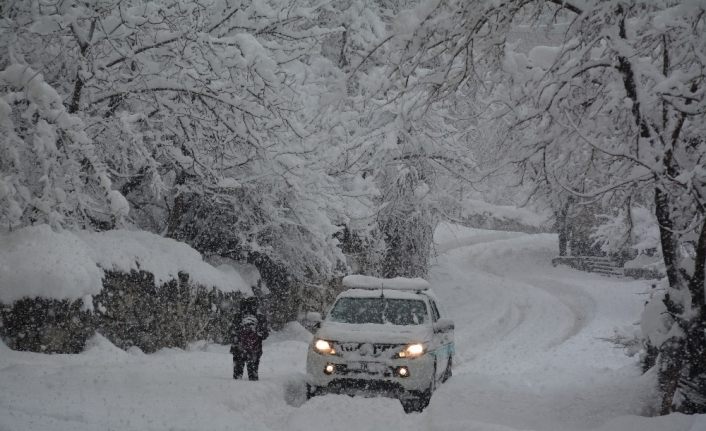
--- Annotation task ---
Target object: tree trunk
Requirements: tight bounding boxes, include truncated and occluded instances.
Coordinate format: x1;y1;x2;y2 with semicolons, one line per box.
689;217;706;309
556;199;572;256
654;187;706;413
166;171;188;239
558;226;568;256
67;73;84;113
654;186;681;290
659;336;685;414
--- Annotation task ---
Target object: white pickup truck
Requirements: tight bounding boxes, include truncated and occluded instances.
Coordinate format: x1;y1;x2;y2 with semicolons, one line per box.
305;275;455;413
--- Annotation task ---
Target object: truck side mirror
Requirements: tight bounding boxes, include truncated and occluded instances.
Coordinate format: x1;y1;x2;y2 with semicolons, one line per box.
433;318;454;333
306;312;322;329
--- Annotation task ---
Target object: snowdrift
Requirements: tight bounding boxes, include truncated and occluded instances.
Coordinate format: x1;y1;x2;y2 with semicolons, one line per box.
0;224;250;303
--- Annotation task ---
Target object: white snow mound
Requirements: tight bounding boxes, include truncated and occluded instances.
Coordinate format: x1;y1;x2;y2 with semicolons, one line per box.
0;225;251;303
267;321;313;344
76;229;249;292
83;333;127;357
0;225;104;303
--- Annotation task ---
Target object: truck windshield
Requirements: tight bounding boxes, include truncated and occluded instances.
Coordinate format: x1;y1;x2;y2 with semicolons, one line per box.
328;297;428;325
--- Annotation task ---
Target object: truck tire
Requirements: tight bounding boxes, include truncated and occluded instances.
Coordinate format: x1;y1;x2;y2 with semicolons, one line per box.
306;383;321;400
442;355;453;382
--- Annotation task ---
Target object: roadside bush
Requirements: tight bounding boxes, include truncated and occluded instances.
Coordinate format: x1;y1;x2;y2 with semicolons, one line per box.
0;297;93;353
0;270;245;354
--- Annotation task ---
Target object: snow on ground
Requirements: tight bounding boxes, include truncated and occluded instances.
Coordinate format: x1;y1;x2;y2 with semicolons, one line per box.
1;226;705;431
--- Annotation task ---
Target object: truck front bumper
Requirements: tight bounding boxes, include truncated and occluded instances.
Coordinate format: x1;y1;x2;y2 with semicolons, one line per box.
306;349;435;395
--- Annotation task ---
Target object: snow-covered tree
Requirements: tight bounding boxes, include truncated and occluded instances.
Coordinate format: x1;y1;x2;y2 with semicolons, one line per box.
0;64;127;230
1;0;359;287
592;204;662;260
387;0;706;414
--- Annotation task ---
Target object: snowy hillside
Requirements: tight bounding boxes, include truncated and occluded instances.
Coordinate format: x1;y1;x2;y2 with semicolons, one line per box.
1;227;703;431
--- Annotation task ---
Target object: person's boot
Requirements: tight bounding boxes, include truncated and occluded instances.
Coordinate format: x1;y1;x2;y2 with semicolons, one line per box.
234;364;243;379
247;362;259;381
234;358;245;379
247;358;260;381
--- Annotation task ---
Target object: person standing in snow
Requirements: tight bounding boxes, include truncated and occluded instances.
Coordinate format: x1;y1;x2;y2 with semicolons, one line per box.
230;297;269;380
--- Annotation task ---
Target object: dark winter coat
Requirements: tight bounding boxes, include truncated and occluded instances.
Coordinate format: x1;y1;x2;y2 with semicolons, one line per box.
230;309;269;355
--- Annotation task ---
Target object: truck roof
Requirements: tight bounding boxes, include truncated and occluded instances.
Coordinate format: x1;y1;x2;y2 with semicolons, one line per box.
339;288;426;300
342;275;431;291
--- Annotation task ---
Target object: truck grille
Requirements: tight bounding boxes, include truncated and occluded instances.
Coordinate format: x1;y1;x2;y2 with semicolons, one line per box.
334;342;399;358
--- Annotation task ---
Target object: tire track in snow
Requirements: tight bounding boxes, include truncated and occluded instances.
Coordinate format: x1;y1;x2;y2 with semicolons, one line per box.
427;229;650;431
431;232;582;375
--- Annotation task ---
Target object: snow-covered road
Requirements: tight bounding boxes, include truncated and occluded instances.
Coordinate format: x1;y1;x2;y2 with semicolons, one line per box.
1;226;704;431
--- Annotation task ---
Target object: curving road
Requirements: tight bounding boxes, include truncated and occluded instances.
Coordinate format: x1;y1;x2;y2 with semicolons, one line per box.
424;225;652;431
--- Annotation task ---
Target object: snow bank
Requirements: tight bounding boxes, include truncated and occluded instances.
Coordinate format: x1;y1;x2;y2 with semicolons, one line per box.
0;225;103;303
83;333;127;358
0;225;250;303
76;229;249;292
266;321;313;344
592;413;703;431
641;290;678;347
207;256;267;293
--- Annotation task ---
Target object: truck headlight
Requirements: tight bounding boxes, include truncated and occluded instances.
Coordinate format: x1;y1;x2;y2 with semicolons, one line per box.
314;339;336;355
397;343;425;358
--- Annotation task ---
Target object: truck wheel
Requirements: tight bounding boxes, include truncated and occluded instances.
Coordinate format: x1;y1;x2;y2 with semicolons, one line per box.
306;383;320;400
442;355;453;382
401;361;434;413
401;389;431;413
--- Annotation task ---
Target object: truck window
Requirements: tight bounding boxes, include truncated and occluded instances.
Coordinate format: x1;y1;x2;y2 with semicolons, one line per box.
429;299;441;322
329;297;428;325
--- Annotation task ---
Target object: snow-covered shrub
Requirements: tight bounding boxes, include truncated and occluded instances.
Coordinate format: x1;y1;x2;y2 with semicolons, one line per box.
628;207;662;257
592;205;663;271
592;209;631;255
93;271;245;353
0;272;245;354
0;297;93;353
